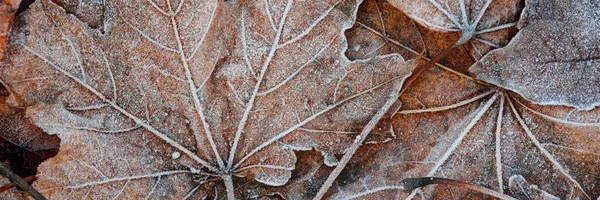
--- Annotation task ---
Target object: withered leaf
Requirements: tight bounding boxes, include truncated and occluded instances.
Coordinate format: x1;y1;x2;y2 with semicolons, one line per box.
471;0;600;110
0;0;415;199
345;0;519;75
318;1;599;199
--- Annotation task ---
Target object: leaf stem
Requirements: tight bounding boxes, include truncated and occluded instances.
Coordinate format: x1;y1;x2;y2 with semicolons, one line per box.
313;78;405;200
223;175;235;200
0;175;35;193
0;163;46;200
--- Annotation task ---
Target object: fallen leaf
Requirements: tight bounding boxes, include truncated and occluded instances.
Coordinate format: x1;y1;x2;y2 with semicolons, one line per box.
314;1;600;199
321;63;600;199
0;92;60;153
470;0;600;110
0;0;415;199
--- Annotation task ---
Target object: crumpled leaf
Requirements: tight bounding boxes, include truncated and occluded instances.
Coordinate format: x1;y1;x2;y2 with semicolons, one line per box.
0;0;415;198
321;62;600;199
470;0;600;110
387;0;522;60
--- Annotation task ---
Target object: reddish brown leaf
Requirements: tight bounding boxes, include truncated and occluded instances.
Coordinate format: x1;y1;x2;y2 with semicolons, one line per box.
313;1;599;199
320;65;600;199
0;0;415;199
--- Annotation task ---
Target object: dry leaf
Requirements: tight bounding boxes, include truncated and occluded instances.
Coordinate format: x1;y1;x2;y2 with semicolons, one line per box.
0;88;59;183
321;62;600;199
471;0;600;110
0;93;60;153
313;1;600;198
2;0;599;199
1;0;415;199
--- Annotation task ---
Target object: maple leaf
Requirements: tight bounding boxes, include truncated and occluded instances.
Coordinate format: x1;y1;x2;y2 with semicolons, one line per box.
345;0;520;75
310;0;600;199
0;0;415;199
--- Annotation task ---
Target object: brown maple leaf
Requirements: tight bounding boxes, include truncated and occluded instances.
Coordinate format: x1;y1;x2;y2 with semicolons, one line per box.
313;0;600;199
0;0;415;199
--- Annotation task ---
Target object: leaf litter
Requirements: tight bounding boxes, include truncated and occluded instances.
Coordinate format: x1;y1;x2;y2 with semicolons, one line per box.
1;0;599;199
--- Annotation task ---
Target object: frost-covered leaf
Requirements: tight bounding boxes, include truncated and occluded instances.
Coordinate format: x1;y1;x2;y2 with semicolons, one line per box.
0;0;415;199
387;0;522;60
470;0;600;110
322;65;600;199
320;1;599;199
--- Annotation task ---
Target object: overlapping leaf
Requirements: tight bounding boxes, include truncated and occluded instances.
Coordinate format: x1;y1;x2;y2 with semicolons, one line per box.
471;0;600;110
322;63;600;199
0;0;416;199
313;0;600;199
